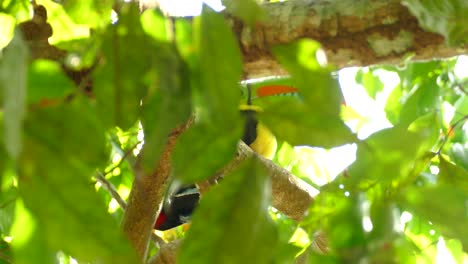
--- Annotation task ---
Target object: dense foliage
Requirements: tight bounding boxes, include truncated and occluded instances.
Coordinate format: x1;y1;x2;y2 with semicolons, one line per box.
0;0;467;263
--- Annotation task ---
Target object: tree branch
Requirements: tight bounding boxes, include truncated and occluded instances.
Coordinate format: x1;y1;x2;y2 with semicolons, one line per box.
121;119;193;261
231;0;467;78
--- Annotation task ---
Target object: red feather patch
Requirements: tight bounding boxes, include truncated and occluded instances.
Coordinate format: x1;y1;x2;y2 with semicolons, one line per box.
256;85;299;98
154;212;167;230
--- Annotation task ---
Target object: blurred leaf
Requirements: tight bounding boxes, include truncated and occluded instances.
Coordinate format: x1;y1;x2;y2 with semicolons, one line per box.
61;0;112;28
0;0;30;22
398;184;468;250
221;0;264;26
0;185;17;235
305;192;366;259
93;4;151;130
273;40;342;116
19;99;138;262
0;29;28;160
194;6;242;124
179;159;278;264
141;44;191;171
268;40;355;147
173;6;243;183
27;60;75;104
449;143;468;170
140;9;167;42
347;124;436;189
385;83;403;125
403;0;468;45
399;79;441;126
173;123;241;183
24;98;108;167
0;13;15;49
260;99;356;148
11;200;56;264
438;156;468;192
355;68;384;99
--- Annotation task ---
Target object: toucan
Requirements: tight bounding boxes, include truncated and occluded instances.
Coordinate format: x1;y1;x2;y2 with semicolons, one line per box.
154;85;299;231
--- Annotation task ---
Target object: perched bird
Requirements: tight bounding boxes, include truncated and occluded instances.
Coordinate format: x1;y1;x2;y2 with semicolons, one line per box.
154;84;299;231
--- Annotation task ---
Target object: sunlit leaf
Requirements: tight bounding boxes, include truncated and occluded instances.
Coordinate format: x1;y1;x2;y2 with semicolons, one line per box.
61;0;112;28
179;159;278;264
449;143;468;170
260;99;356;148
37;0;90;43
11;200;56;264
398;184;468;250
0;29;28;160
140;9;167;42
0;13;15;49
347;125;435;189
438;156;468;192
355;68;384;99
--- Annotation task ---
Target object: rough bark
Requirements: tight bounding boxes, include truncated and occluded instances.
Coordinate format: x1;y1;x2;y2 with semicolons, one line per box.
213;141;318;221
230;0;467;78
121;119;193;260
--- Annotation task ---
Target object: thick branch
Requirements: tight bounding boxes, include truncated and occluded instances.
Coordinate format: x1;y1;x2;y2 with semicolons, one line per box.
232;0;467;78
121;120;192;260
217;141;318;221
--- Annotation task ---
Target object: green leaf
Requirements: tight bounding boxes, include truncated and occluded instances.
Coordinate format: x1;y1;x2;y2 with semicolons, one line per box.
260;99;356;148
273;40;343;116
27;60;75;104
0;29;28;160
11;200;56;264
449;143;468;170
140;9;168;42
141;44;191;170
173;122;242;183
221;0;264;26
385;84;403;125
61;0;113;28
355;68;384;99
399;79;441;126
93;4;151;130
195;6;242;125
438;156;468;193
403;0;468;45
347;125;435;189
179;159;278;264
1;0;30;22
398;184;468;250
0;13;15;49
18;99;138;262
24;98;108;167
173;6;243;183
0;185;17;235
268;40;356;147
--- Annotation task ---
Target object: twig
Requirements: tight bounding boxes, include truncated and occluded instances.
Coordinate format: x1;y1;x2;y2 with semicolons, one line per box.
437;114;468;154
95;171;165;247
103;141;141;176
95;172;127;210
